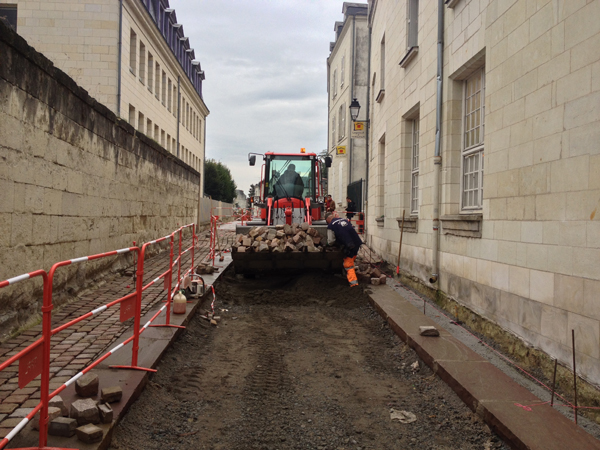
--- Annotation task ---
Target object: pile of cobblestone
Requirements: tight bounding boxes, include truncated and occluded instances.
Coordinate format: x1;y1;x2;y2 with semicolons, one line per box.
231;224;329;253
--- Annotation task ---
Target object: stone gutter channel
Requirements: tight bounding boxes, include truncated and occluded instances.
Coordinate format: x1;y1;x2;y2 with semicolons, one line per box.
370;280;600;450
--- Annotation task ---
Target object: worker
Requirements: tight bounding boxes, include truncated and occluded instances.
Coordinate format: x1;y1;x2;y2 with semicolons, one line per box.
276;164;304;197
325;195;336;212
325;212;363;287
345;196;356;220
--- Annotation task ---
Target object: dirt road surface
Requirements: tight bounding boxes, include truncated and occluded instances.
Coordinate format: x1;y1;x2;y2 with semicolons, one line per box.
109;270;508;450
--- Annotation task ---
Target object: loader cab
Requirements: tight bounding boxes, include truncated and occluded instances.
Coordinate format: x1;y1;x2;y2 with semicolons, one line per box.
265;154;316;201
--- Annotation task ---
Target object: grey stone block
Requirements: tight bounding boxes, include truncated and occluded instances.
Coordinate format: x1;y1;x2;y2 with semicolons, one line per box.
49;395;68;416
70;398;100;425
98;403;113;424
32;407;61;431
101;385;123;403
48;417;78;437
75;372;99;398
76;423;103;443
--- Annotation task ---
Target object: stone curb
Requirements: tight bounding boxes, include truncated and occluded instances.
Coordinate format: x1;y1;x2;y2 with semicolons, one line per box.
366;284;600;450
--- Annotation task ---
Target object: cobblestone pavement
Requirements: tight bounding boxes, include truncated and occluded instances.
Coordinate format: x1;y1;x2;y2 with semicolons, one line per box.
0;225;236;438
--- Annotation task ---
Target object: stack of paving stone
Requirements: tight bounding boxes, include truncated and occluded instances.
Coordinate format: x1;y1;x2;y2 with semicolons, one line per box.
231;223;329;254
355;264;388;285
28;372;123;444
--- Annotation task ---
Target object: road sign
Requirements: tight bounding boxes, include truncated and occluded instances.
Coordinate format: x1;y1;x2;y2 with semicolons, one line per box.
336;146;346;155
351;122;366;139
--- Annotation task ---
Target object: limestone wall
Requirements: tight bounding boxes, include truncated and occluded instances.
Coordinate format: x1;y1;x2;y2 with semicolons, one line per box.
366;0;600;386
0;21;200;339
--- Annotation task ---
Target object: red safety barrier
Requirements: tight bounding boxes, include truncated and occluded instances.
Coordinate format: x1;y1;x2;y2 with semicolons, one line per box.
345;211;365;234
0;223;204;449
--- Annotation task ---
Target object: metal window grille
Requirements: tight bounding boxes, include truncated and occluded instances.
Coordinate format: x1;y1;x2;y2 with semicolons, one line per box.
411;118;419;214
462;68;485;209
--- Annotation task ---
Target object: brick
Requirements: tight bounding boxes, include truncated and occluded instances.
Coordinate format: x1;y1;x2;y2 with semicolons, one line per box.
48;417;78;437
8;407;33;418
76;423;103;444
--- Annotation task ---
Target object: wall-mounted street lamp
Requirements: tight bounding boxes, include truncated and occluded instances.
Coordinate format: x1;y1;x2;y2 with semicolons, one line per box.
349;98;361;122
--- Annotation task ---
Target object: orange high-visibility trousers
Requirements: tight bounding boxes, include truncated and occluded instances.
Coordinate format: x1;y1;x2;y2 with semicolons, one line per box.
344;255;358;286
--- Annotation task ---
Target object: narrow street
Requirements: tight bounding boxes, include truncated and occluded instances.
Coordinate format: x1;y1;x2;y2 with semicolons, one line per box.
109;270;507;450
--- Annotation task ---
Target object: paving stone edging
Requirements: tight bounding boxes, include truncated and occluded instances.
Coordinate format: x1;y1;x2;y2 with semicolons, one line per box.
366;284;600;450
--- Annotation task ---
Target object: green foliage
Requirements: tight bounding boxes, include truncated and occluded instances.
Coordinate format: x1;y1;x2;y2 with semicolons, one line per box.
204;159;237;203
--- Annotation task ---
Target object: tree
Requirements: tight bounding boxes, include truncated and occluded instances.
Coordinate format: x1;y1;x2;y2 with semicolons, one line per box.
204;159;237;203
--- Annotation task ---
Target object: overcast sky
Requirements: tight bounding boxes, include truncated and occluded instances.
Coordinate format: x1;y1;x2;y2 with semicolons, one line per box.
169;0;348;196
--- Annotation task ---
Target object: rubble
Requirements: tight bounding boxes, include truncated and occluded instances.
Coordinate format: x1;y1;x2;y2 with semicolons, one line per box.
101;386;123;403
231;224;333;254
32;407;62;430
76;423;103;443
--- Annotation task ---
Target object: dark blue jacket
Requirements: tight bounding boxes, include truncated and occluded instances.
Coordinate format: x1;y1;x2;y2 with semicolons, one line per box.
328;218;363;257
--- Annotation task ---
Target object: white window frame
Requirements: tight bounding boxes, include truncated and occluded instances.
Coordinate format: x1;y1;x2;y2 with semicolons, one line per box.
341;54;345;87
461;68;485;211
147;53;154;93
411;118;419;215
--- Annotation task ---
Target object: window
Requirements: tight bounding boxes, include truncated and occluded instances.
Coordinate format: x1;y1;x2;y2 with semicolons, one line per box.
0;5;17;31
167;78;172;111
333;70;337;98
340;54;345;87
161;129;165;148
154;124;159;141
147;53;154;92
129;29;137;74
407;0;419;49
462;68;485;210
146;118;152;136
139;42;146;84
173;85;177;117
331;115;336;147
155;63;160;98
161;71;166;105
338;104;346;140
138;112;144;132
377;135;386;217
411;118;420;214
380;36;385;90
167;133;171;152
128;104;136;126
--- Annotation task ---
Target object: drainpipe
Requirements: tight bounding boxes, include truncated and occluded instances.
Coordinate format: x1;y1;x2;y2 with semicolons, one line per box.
430;0;444;285
176;75;181;158
116;0;123;116
364;9;372;238
348;15;356;193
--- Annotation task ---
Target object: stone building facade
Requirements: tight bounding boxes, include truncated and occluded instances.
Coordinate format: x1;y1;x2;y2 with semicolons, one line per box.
362;0;600;385
327;2;369;211
0;0;208;188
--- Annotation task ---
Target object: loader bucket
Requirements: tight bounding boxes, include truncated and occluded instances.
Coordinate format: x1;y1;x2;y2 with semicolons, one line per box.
232;223;344;275
231;250;344;275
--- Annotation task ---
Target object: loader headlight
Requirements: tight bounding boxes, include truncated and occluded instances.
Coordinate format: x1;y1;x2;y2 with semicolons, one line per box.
254;195;261;203
317;196;324;203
